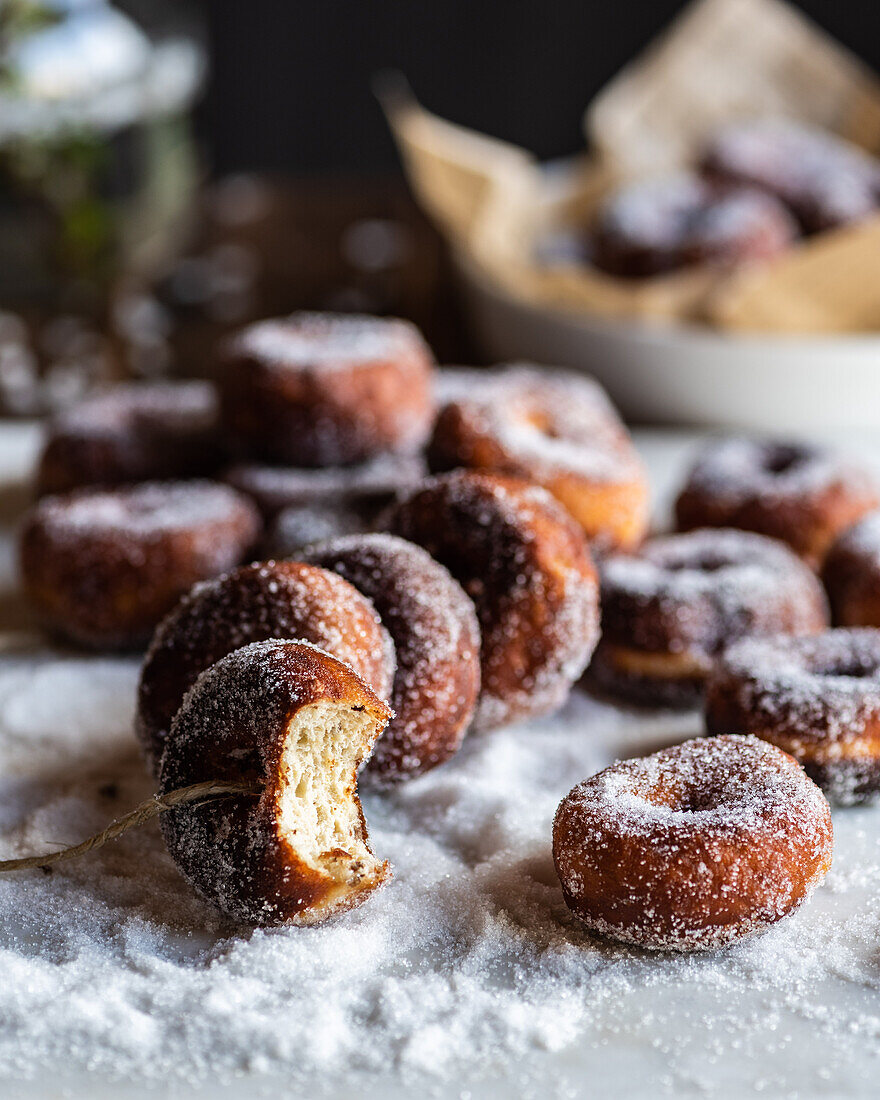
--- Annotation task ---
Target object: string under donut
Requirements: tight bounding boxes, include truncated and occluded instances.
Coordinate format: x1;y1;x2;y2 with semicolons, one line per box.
0;780;262;874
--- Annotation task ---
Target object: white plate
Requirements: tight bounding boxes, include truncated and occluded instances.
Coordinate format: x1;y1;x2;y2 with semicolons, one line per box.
457;253;880;432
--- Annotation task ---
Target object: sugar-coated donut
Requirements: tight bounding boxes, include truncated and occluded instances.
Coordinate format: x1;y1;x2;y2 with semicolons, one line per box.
35;381;223;497
591;174;797;278
385;470;600;731
822;513;880;627
588;528;829;707
675;437;880;568
303;533;481;783
706;629;880;805
702;120;880;234
429;366;649;552
221;312;435;466
160;639;391;926
553;735;833;952
20;481;260;650
265;502;372;559
224;452;427;521
136;559;395;774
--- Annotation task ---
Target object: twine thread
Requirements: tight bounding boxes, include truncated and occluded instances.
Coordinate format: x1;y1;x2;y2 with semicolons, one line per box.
0;780;262;873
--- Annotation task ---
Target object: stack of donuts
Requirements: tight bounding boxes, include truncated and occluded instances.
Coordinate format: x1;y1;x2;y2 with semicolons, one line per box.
16;309;880;954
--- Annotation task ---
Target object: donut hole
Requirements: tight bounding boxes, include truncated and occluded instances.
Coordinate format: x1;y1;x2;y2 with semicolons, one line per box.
660;550;738;575
640;778;725;815
629;774;726;818
277;701;383;898
810;654;880;681
761;444;812;477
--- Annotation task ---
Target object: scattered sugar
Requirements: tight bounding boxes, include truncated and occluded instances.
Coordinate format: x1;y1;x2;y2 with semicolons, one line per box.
1;662;880;1096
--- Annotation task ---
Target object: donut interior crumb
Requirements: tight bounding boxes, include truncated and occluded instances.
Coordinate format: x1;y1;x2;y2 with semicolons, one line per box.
277;701;382;913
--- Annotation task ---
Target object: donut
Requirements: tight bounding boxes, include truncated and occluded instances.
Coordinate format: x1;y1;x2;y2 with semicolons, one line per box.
428;366;649;552
822;513;880;626
303;533;481;783
224;452;427;521
588;528;829;708
675;437;880;568
20;481;261;650
136;559;396;774
590;173;797;278
35;381;223;498
705;629;880;805
159;639;391;926
265;502;372;559
384;470;600;731
552;735;832;952
221;312;435;466
702;120;880;234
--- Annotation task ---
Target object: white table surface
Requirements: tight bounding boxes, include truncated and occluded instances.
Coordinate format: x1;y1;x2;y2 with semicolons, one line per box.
1;425;880;1100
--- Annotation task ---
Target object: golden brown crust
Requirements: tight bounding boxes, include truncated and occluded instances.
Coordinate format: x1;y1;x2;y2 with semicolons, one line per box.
385;470;600;731
675;438;879;568
553;736;833;952
303;533;481;783
136;559;395;774
428;366;648;552
35;382;223;498
159;639;391;926
705;629;880;805
19;481;261;651
221;313;435;466
587;529;829;708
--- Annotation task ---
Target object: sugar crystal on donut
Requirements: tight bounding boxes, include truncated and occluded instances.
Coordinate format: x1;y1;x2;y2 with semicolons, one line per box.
304;533;481;782
430;365;649;552
136;559;396;773
385;470;600;731
706;628;880;805
553;735;833;952
159;638;392;925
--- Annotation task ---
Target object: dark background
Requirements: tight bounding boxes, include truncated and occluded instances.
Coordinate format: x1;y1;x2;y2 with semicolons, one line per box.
194;0;880;176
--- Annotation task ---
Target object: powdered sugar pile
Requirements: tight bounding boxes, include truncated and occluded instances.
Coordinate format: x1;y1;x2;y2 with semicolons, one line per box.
4;432;880;1097
2;661;880;1098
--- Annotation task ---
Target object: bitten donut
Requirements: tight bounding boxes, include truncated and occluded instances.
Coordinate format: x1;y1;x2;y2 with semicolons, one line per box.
822;513;880;626
675;437;880;568
706;629;880;805
35;381;223;497
702;120;880;234
590;174;797;278
552;735;833;952
160;639;391;926
589;528;829;707
136;559;395;773
428;365;649;552
20;481;260;650
385;470;600;731
221;312;435;466
224;452;427;521
303;533;481;783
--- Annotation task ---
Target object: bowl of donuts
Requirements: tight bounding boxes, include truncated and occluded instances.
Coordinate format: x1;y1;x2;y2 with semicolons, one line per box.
10;299;880;961
385;0;880;430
